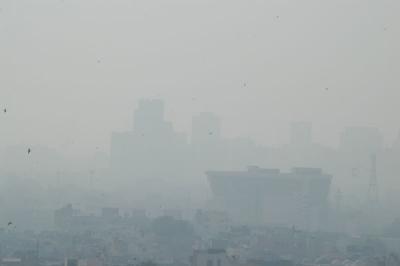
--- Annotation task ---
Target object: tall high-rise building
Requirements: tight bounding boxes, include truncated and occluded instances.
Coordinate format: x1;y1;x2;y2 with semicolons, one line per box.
110;99;189;197
133;99;166;135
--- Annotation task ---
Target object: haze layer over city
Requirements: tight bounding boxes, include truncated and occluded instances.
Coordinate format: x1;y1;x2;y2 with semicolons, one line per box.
0;1;400;266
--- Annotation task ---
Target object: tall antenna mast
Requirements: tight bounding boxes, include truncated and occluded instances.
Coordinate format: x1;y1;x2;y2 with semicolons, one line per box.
367;153;379;207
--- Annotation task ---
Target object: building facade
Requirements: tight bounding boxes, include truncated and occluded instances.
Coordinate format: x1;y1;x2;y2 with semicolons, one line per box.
207;166;332;230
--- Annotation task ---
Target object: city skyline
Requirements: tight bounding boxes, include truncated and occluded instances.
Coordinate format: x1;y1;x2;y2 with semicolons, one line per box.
1;97;399;158
1;0;399;156
0;1;399;265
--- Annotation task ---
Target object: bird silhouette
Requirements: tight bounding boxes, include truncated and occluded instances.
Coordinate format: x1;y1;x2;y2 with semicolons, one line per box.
7;222;12;226
28;148;31;154
3;108;6;113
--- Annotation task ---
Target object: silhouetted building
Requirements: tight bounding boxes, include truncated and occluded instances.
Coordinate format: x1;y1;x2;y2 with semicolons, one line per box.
133;99;165;134
207;166;332;230
110;99;189;198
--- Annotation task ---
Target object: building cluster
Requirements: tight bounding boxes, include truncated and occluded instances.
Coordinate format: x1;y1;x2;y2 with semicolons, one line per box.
109;99;400;232
110;100;400;201
1;204;400;266
1;99;400;265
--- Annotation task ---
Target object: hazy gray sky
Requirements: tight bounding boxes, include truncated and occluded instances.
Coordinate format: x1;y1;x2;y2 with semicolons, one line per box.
1;0;399;155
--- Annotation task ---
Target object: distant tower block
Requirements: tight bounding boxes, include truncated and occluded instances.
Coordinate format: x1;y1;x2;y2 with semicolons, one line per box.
367;154;379;207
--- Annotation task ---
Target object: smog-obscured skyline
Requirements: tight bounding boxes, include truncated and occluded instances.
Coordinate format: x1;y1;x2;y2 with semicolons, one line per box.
2;2;400;264
1;0;399;155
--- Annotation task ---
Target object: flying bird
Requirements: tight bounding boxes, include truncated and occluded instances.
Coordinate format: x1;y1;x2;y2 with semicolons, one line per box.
28;148;31;154
3;108;6;113
7;222;12;226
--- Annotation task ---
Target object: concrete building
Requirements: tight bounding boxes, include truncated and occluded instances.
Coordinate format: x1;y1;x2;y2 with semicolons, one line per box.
207;166;332;230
